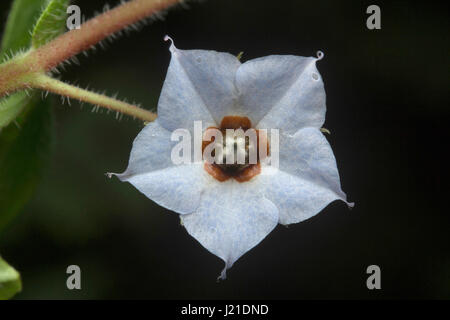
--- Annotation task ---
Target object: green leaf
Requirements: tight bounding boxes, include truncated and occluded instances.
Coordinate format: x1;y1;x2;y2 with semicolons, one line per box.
0;94;54;231
0;0;50;127
0;0;60;231
32;0;70;48
0;92;29;128
0;0;48;62
0;255;22;300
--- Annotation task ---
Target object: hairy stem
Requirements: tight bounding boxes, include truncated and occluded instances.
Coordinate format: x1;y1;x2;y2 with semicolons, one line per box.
31;0;181;71
30;74;157;122
0;0;182;98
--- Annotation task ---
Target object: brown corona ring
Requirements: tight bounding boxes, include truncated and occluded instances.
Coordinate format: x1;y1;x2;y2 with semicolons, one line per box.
202;116;269;182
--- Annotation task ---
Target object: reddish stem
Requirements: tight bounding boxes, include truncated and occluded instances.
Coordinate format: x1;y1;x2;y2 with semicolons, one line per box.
0;0;182;98
32;0;181;71
31;0;180;71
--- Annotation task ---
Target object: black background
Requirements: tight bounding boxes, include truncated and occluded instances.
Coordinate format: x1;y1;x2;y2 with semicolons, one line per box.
0;0;449;299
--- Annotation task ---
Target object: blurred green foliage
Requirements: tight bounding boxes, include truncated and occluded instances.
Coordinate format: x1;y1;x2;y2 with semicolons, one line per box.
0;0;70;230
0;255;21;299
0;0;48;129
0;0;70;299
0;92;28;128
0;0;47;62
0;95;53;232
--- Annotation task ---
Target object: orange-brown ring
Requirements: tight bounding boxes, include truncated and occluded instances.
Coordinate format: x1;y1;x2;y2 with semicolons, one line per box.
201;116;269;182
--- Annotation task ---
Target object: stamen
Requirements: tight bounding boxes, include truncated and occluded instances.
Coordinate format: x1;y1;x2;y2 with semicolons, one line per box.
202;116;268;182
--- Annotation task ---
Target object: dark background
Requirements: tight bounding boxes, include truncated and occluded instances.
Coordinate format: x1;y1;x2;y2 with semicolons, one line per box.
0;0;448;299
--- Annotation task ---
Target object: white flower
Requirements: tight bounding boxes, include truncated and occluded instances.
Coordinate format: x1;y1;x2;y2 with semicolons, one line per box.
111;37;353;280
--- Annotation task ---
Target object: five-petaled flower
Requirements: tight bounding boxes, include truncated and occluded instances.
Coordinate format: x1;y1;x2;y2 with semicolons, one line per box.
110;37;353;280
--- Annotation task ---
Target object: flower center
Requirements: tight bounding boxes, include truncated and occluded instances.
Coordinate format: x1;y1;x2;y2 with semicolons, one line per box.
215;131;252;173
202;116;268;182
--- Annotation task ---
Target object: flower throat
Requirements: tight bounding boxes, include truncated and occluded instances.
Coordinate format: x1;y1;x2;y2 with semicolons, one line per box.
202;116;268;182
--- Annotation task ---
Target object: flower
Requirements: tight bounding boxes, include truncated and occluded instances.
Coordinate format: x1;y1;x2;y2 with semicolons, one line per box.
110;37;353;280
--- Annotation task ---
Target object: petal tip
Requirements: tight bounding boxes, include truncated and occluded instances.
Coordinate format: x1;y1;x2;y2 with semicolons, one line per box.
216;259;233;281
105;172;114;179
164;35;176;52
316;50;324;61
106;171;128;182
217;266;227;282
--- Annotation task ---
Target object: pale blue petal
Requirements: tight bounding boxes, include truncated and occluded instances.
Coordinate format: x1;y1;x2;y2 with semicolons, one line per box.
123;164;207;214
181;180;279;280
258;127;353;225
116;120;174;175
258;169;346;225
235;55;325;133
158;39;241;131
111;120;205;214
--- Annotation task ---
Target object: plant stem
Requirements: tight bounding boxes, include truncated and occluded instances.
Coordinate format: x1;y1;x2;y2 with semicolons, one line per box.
0;0;181;98
30;74;157;122
32;0;181;71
